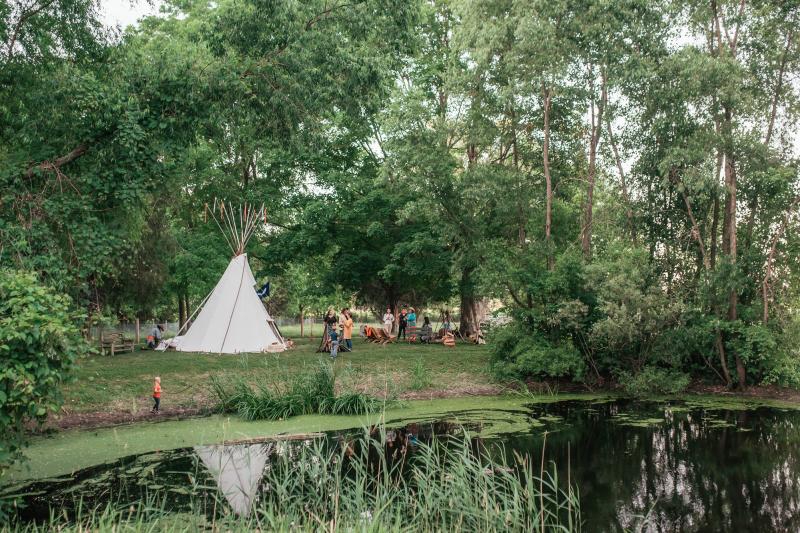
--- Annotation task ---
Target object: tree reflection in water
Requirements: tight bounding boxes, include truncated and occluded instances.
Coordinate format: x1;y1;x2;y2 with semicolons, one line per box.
502;400;800;532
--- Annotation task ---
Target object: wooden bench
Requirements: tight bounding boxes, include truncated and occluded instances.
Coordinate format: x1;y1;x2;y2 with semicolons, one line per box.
100;332;136;356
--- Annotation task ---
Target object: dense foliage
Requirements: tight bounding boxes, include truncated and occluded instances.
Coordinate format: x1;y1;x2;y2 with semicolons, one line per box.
0;270;83;473
3;0;800;392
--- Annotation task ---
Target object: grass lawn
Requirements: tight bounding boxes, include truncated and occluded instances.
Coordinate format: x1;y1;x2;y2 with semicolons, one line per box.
62;337;494;416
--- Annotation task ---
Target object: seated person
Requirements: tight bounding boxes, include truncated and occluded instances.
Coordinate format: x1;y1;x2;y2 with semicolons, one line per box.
147;324;165;349
419;316;433;343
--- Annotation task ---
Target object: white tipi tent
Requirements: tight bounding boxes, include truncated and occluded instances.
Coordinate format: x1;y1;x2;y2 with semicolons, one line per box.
175;202;286;354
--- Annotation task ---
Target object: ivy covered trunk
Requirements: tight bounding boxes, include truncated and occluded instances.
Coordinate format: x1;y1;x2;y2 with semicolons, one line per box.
458;267;485;337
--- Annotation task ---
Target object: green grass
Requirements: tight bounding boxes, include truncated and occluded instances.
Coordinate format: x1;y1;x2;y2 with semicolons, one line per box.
410;358;433;390
63;337;491;415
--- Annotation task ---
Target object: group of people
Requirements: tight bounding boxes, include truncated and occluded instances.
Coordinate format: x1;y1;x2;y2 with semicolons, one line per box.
382;306;436;343
324;307;354;358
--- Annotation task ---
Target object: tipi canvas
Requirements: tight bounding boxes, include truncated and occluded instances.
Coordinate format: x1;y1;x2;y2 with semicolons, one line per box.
177;253;285;353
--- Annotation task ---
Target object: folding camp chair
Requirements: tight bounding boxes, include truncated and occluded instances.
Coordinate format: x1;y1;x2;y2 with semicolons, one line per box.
376;329;397;345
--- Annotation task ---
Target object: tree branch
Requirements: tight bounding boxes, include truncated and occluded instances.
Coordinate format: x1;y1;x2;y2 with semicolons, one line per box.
24;144;89;179
4;0;58;61
765;26;794;146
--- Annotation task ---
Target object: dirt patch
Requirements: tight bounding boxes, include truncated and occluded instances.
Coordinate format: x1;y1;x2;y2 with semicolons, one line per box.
686;383;800;403
34;405;214;432
399;385;503;400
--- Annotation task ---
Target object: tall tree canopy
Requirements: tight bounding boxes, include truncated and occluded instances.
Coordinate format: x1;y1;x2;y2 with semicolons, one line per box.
2;0;800;391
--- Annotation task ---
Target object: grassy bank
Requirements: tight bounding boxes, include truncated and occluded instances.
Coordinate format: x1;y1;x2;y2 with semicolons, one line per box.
61;338;491;417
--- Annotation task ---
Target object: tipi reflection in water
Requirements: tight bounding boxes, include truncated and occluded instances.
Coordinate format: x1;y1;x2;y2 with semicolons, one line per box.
194;443;274;515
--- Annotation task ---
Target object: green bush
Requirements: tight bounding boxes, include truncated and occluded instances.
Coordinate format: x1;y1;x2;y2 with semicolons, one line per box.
489;324;585;381
618;366;690;397
0;270;84;473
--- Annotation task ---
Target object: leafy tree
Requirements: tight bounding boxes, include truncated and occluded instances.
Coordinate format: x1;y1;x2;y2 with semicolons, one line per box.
0;270;84;473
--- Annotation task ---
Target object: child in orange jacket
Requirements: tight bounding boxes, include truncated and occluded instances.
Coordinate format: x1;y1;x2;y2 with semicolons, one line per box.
151;376;162;413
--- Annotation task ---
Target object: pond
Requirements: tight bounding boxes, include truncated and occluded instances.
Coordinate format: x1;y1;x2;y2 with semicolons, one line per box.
4;396;800;532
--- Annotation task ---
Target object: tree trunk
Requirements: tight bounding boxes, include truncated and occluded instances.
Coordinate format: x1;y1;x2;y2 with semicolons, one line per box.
722;127;746;389
606;120;636;243
765;26;793;146
178;293;186;329
674;170;732;387
458;267;485;337
581;68;607;260
299;308;305;337
542;83;554;270
710;195;720;269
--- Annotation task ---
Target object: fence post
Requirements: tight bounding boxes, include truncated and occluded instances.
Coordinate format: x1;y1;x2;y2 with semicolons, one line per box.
135;318;140;343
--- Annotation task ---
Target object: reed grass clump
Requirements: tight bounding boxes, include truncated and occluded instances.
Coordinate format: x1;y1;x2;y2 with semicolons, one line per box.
253;428;581;532
210;362;384;420
409;358;433;390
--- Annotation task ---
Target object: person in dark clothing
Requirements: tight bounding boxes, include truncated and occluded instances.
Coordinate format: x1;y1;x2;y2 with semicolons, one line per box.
420;316;433;343
324;307;338;334
147;324;164;349
398;308;408;340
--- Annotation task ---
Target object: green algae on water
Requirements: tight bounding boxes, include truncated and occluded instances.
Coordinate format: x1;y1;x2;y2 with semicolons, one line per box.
615;417;665;428
7;394;602;484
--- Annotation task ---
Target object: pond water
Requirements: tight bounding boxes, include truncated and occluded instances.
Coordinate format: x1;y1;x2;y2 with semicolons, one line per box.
4;397;800;532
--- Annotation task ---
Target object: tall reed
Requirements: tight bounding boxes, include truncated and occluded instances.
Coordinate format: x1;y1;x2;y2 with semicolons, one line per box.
210;361;384;420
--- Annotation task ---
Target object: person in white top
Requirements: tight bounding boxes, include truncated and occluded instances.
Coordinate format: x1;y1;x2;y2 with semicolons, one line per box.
382;307;395;335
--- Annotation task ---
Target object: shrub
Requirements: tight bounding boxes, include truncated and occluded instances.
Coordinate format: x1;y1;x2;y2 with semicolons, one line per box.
0;270;84;474
489;324;585;381
617;366;690;397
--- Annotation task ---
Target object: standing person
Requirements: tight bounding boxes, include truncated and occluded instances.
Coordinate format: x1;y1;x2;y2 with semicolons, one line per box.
151;376;162;414
407;307;417;340
329;328;340;359
442;310;452;333
324;307;338;334
147;324;164;349
398;307;408;340
342;309;354;352
382;307;395;335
